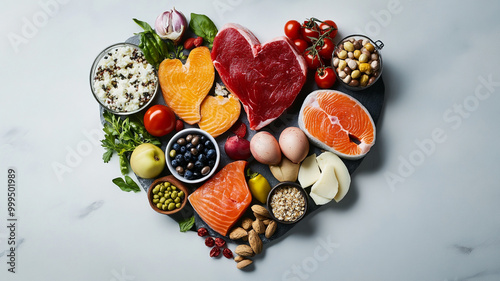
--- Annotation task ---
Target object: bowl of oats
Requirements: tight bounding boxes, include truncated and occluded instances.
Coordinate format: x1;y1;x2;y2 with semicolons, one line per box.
267;181;308;224
90;43;158;115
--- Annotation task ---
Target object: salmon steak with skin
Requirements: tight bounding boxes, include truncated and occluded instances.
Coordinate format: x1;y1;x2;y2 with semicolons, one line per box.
298;90;376;160
188;161;252;236
211;23;307;131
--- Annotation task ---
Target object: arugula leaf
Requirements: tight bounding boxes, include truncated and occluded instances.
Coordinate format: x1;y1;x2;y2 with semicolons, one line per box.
189;13;218;47
112;176;141;193
179;215;195;232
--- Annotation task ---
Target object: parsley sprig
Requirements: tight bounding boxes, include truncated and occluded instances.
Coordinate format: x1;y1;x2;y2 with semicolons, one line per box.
101;110;161;177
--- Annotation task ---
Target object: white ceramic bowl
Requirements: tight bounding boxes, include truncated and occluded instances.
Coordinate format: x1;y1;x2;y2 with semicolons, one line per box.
165;128;220;184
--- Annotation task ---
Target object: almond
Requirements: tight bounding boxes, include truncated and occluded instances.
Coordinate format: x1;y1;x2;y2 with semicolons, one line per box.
234;255;245;263
265;220;277;239
229;227;248;240
262;219;271;226
254;213;268;221
236;259;253;269
235;244;254;257
251;205;271;218
248;229;263;254
252;219;265;234
241;217;253;230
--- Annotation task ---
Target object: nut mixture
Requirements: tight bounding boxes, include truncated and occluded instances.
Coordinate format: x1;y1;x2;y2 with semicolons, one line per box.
270;186;306;222
333;36;381;88
93;45;157;112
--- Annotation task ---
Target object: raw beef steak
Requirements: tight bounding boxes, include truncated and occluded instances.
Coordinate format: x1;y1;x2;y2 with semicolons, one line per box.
211;23;307;130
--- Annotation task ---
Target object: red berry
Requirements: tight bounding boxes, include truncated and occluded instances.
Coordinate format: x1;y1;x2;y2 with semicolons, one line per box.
222;248;233;259
175;119;184;132
183;38;195;50
194;36;203;47
209;246;221;257
215;237;226;248
230;121;247;138
197;227;208;237
205;237;215;247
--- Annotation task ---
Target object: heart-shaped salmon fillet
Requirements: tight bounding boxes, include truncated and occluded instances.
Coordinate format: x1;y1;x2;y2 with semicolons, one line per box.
158;47;214;125
211;24;307;130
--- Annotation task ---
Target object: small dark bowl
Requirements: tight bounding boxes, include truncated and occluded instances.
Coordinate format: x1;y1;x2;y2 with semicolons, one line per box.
266;181;308;224
148;175;189;215
332;34;384;91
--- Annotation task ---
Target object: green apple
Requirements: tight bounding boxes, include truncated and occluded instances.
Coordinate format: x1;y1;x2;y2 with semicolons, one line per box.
130;143;165;179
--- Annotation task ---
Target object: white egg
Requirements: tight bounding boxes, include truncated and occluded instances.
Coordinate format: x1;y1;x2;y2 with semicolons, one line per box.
279;127;309;164
250;132;281;165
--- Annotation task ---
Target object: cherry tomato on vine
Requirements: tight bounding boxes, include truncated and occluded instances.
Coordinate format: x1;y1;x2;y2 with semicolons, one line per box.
304;50;322;70
284;20;302;40
143;104;176;137
315;67;336;89
317;37;335;59
301;20;320;44
319;20;338;39
293;38;308;54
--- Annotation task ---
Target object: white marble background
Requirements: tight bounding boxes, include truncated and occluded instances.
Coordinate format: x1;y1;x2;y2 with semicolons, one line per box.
1;0;500;280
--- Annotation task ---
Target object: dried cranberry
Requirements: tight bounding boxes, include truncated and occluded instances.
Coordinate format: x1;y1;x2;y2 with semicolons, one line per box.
197;227;208;237
215;237;226;248
209;246;221;257
194;36;203;47
222;248;233;259
205;237;215;247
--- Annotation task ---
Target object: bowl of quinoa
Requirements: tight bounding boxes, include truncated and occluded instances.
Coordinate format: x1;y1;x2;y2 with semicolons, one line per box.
90;43;158;115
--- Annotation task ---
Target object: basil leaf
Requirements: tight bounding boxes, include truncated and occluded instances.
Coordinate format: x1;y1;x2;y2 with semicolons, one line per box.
179;215;195;232
133;18;154;32
189;13;218;44
124;176;141;192
112;176;141;193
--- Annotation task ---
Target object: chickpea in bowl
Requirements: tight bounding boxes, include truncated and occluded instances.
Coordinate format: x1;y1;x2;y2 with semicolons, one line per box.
332;35;384;91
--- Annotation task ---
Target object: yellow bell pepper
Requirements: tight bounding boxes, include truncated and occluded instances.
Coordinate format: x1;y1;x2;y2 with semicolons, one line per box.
246;169;271;204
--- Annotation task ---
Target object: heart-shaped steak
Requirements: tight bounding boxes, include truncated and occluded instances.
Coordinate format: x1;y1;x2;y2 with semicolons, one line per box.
211;24;307;130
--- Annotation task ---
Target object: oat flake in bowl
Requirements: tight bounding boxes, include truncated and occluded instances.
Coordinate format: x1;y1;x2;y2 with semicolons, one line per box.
90;43;158;115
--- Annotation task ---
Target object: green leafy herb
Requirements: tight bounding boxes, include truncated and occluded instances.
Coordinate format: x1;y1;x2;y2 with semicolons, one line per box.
100;110;161;176
189;13;218;48
112;176;141;193
133;18;175;68
179;215;195;232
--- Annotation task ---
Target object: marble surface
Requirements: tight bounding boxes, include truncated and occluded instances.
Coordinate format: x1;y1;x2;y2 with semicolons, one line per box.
1;0;500;280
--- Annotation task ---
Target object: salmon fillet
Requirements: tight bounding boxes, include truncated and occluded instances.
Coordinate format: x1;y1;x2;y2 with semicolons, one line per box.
188;161;251;236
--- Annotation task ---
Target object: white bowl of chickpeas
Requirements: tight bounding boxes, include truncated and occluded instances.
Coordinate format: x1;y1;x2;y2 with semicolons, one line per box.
332;34;384;91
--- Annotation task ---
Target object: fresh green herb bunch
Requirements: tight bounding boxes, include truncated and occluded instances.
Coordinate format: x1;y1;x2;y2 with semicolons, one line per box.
133;18;175;68
101;110;161;176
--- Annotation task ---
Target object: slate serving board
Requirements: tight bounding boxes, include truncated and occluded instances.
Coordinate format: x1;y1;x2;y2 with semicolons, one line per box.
99;36;385;244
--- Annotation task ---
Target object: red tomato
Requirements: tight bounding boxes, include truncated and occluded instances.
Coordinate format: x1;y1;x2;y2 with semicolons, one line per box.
319;20;338;39
304;50;322;70
317;37;335;60
301;20;320;44
284;20;302;40
315;67;336;89
293;39;308;54
143;104;176;137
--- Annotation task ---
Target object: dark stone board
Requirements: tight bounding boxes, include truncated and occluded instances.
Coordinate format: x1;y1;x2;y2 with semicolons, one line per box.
99;36;385;244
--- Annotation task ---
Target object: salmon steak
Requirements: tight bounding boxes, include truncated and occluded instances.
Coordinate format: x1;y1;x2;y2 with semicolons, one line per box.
158;47;214;125
298;90;376;160
199;93;241;138
211;23;307;131
188;161;251;236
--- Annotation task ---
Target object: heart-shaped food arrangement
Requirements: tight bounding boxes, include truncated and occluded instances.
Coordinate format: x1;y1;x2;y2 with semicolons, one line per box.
93;11;385;271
